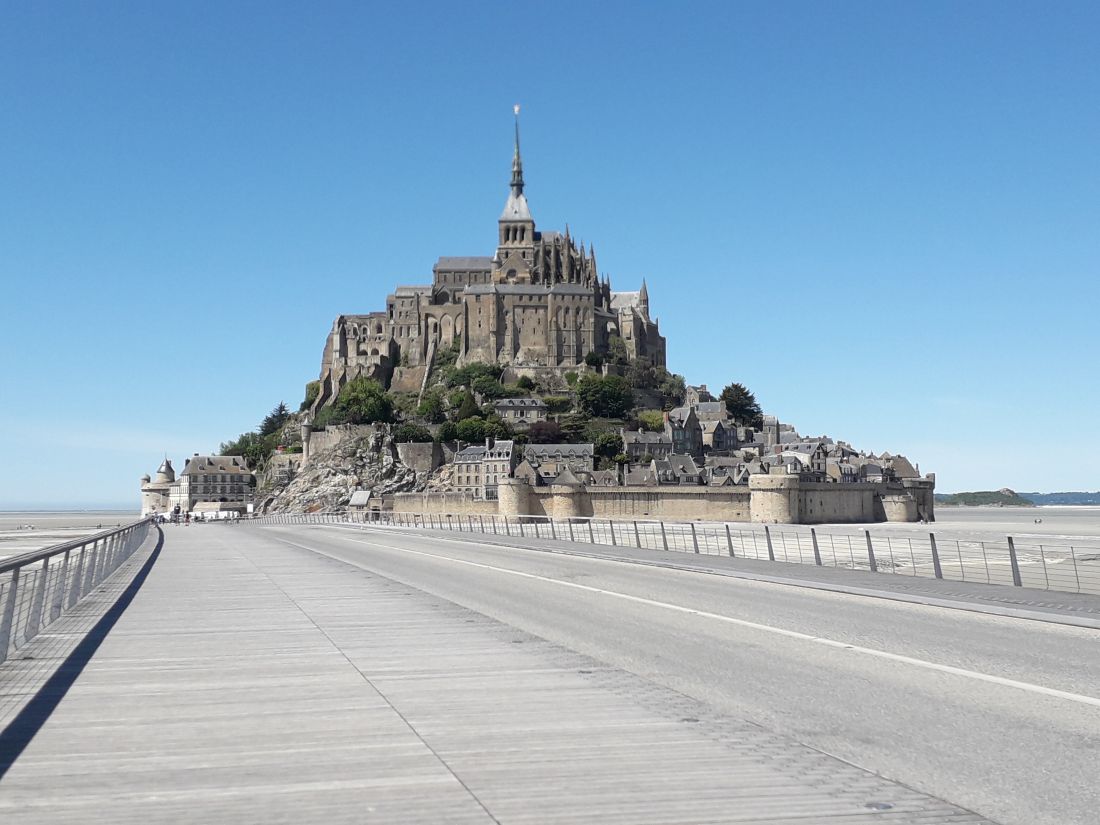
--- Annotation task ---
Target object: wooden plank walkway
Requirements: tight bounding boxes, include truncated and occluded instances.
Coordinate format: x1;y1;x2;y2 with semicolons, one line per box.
0;525;992;823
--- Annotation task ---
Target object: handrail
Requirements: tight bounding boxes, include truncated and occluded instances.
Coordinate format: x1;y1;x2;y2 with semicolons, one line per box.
246;510;1100;597
0;517;155;664
0;519;151;575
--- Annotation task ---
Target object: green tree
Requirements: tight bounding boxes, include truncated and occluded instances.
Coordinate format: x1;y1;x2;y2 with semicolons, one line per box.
564;371;579;386
456;417;488;442
447;362;501;389
636;410;666;432
300;382;320;412
543;395;573;414
515;375;536;391
658;371;686;409
471;374;506;399
527;420;562;444
452;390;480;421
437;421;458;442
590;430;624;463
417;389;446;424
720;382;763;427
606;335;629;365
259;402;290;436
219;431;277;470
393;423;433;443
584;351;603;368
576;374;634;418
332;378;394;425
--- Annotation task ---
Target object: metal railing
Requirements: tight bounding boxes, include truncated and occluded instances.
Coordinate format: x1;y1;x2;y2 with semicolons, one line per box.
245;511;1100;597
0;518;154;665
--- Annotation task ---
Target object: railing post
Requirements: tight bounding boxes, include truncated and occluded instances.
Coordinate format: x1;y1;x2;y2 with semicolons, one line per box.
929;533;943;579
83;541;100;594
764;526;775;562
51;548;72;620
68;545;87;607
550;519;557;540
479;515;485;532
491;515;497;534
810;528;822;566
609;520;617;546
27;555;50;638
660;522;669;552
0;567;21;664
568;520;575;541
690;522;700;554
633;520;641;548
725;523;734;557
588;520;595;543
864;530;878;572
1007;536;1023;587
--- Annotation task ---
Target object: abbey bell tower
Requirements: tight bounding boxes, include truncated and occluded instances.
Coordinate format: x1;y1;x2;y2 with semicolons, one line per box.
496;104;535;278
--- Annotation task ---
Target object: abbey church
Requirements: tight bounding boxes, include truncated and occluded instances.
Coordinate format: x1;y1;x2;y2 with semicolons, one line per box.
311;114;665;408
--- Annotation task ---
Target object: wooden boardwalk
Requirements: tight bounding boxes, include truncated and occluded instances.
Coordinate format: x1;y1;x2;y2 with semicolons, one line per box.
0;526;992;823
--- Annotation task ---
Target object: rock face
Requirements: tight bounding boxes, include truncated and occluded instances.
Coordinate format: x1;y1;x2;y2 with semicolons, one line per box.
259;429;430;514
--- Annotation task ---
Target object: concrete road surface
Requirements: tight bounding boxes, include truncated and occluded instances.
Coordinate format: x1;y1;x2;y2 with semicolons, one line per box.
269;523;1100;825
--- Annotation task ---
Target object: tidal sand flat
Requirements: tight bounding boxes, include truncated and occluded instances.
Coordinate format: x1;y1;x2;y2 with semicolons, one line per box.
0;510;140;560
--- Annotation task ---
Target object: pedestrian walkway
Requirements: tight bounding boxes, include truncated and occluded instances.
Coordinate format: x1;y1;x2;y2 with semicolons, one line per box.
0;526;991;823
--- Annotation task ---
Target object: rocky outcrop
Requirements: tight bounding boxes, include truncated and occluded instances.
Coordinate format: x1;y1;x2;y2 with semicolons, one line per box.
259;428;430;514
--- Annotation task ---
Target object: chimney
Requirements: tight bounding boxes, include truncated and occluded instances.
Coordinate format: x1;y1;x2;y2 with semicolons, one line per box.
485;436;495;451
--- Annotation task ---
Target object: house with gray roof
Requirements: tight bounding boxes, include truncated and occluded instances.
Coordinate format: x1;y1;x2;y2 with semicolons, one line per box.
522;443;594;480
621;427;673;462
493;397;547;428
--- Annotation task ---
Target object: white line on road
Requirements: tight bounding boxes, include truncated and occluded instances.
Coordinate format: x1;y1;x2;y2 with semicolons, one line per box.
281;530;1100;710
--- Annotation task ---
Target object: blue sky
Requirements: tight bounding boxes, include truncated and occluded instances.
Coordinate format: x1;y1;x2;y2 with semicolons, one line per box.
1;1;1097;507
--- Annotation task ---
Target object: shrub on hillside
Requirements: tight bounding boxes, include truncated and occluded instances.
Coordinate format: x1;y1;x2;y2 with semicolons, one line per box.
393;423;433;443
576;374;634;418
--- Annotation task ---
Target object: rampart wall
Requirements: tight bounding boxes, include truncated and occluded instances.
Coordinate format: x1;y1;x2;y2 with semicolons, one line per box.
391;476;933;525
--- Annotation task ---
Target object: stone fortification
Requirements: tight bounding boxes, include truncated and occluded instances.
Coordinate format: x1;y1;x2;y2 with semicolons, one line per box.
390;475;934;525
260;427;431;514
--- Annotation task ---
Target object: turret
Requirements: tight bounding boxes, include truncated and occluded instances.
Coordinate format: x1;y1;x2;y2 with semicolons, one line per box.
638;278;650;320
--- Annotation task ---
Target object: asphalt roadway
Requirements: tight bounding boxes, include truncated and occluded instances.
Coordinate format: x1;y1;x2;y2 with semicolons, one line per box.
268;523;1100;825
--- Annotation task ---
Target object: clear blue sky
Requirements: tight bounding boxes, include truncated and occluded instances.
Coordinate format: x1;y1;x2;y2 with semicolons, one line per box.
2;1;1097;508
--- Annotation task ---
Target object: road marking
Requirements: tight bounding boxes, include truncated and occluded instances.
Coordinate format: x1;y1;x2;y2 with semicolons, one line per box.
279;529;1100;710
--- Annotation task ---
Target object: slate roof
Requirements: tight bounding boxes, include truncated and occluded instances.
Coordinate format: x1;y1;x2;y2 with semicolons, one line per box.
349;490;372;506
550;467;583;487
622;429;671;445
495;398;547;409
524;443;594;459
434;257;493;272
609;291;640;311
181;456;250;476
454;445;488;462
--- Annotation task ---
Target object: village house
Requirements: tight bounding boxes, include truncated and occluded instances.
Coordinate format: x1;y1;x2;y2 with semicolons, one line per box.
521;443;595;481
492;397;547;428
664;406;703;457
621;428;673;462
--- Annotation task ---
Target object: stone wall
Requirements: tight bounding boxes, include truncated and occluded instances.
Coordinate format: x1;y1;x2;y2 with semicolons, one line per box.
586;487;751;521
391;490;498;516
396;441;443;473
391;475;932;525
306;424;378;459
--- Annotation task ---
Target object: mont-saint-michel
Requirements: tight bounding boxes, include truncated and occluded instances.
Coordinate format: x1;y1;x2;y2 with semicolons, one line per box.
141;112;934;525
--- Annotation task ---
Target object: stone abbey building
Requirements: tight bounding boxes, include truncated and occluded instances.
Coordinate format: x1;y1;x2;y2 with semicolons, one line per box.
312;114;665;409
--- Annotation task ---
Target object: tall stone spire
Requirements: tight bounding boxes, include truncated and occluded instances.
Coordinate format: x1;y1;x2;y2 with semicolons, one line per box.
510;103;524;196
500;104;533;224
639;278;650;319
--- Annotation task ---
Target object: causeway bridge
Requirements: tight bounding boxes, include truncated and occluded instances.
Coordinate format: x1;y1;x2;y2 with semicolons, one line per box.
1;516;1098;824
